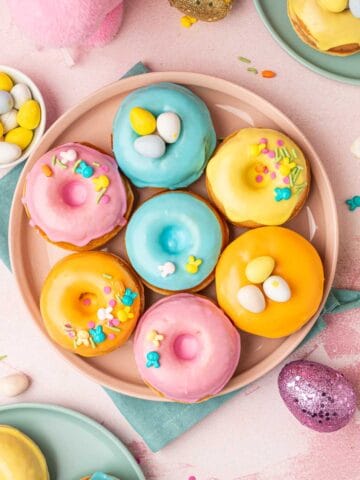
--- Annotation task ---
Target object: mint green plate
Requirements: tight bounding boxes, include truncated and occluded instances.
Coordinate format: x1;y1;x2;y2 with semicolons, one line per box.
0;403;145;480
253;0;360;85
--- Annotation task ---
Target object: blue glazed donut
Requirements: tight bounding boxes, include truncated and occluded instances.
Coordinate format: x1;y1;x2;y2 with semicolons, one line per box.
125;191;226;293
112;82;217;189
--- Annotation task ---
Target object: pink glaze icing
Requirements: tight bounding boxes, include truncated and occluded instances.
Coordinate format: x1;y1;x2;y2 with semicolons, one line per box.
134;294;241;403
23;143;128;247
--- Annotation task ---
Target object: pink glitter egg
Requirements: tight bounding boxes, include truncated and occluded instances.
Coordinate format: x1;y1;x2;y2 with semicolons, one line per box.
278;360;356;433
87;321;96;329
277;139;284;146
101;164;109;172
100;194;111;204
255;175;263;183
109;299;116;308
283;176;290;184
104;286;111;294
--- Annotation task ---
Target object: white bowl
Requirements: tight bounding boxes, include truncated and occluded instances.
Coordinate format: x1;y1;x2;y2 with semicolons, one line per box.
0;65;46;169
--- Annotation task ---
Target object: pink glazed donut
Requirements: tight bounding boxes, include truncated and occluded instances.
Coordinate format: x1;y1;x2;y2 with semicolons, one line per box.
23;142;133;250
134;294;241;403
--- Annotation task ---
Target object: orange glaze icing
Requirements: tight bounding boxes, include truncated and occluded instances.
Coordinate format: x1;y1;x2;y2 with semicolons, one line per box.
215;227;324;338
40;252;143;357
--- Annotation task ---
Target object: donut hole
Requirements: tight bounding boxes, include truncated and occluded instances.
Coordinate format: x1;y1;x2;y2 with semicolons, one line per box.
173;334;199;360
62;181;88;207
246;163;271;189
159;225;191;254
78;292;98;315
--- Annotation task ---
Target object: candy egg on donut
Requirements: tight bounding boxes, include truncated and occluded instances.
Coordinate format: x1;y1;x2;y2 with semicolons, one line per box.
133;294;240;403
112;82;216;189
40;252;144;357
206;128;310;227
215;226;324;338
23;142;133;250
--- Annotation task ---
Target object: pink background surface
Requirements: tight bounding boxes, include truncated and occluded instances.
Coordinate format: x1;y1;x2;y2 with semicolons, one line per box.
1;0;360;478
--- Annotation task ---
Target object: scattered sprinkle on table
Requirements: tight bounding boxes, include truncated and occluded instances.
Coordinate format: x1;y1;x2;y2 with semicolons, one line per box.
238;56;251;64
262;70;277;78
247;67;258;74
345;195;360;211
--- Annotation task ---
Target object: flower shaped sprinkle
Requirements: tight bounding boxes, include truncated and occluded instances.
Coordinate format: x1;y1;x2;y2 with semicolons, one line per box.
75;330;90;347
97;306;113;322
117;306;134;323
185;256;203;274
279;157;296;177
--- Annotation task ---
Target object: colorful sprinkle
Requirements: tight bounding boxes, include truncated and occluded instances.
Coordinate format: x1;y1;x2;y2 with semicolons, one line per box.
147;330;165;347
262;70;277;78
87;321;96;329
41;164;53;177
260;138;268;144
263;166;269;174
247;67;258;74
102;273;112;279
108;333;116;340
277;139;284;147
96;188;107;204
82;298;91;306
256;175;263;183
345;195;360;211
109;299;116;308
274;187;292;201
75;330;91;347
117;306;134;323
100;194;111;204
185;255;203;274
121;288;138;307
101;164;109;173
180;15;197;28
89;325;106;344
110;318;120;327
283;176;290;185
262;148;269;154
267;150;275;159
146;351;160;368
92;161;100;167
104;286;112;294
270;172;277;179
238;56;251;64
75;160;94;178
51;155;57;166
97;306;113;322
158;261;176;278
93;175;110;191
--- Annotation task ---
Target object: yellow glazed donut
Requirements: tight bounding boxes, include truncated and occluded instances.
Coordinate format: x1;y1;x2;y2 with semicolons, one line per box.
0;426;49;480
40;252;144;357
215;227;324;338
206;128;310;227
288;0;360;56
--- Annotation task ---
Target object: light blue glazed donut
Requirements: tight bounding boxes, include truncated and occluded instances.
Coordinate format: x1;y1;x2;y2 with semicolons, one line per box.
125;192;224;292
112;82;217;189
89;474;120;480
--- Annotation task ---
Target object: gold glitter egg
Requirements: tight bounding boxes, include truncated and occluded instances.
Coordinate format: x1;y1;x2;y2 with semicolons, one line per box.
169;0;234;21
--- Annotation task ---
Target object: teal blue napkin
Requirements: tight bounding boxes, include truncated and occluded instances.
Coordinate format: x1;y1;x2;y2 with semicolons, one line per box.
1;62;359;452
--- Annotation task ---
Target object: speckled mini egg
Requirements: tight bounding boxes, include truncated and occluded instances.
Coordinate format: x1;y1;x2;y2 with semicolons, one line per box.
350;0;360;17
17;99;41;130
5;127;33;150
11;82;32;109
263;275;291;302
1;109;18;133
157;112;181;144
0;91;14;115
130;107;156;136
245;256;275;284
134;134;166;159
278;360;356;432
0;142;22;164
237;285;266;313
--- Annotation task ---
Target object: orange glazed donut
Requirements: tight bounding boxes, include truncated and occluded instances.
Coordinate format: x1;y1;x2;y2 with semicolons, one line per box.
215;227;324;338
40;252;144;357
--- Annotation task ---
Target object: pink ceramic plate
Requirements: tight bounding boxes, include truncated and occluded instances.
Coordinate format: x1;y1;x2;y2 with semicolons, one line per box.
9;72;338;401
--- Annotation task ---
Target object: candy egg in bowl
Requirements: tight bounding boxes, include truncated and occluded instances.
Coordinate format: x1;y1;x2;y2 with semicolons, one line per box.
0;65;46;169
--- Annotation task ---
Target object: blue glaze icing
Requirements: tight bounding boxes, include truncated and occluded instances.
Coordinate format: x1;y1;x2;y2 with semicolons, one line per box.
90;474;120;480
125;192;223;291
112;82;217;189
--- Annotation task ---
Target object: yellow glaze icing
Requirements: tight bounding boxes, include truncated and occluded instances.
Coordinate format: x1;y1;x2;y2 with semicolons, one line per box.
40;252;143;357
317;0;348;12
206;128;308;226
216;227;324;338
0;426;49;480
288;0;360;51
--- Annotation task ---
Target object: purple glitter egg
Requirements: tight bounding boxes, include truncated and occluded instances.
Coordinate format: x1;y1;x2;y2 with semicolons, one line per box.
278;360;356;433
